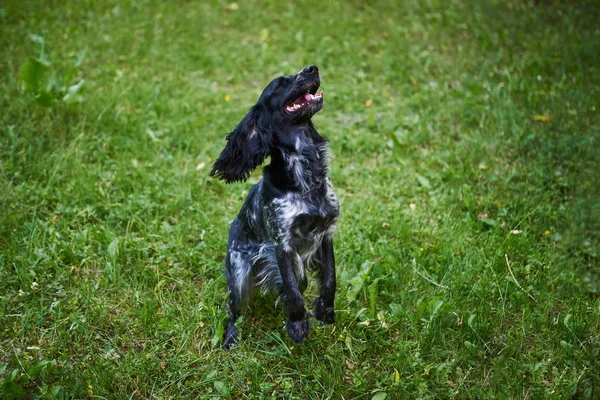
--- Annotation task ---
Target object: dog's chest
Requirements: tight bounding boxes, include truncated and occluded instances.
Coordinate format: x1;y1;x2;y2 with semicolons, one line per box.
270;180;339;251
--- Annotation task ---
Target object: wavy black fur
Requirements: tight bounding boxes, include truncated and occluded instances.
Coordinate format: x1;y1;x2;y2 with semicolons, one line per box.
210;65;339;349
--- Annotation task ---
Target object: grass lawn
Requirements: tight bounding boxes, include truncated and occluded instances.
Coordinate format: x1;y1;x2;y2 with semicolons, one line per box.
1;0;599;398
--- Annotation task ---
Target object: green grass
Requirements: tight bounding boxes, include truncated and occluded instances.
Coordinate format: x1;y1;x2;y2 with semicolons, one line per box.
1;0;599;398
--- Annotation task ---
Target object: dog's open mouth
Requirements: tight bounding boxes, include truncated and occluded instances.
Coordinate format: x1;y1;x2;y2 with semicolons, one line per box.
286;85;323;113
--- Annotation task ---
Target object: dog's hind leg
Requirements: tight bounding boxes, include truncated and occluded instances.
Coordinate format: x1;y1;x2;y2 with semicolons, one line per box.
222;248;252;349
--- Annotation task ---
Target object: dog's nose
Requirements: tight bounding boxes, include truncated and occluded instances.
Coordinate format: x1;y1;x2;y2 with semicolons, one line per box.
303;65;318;75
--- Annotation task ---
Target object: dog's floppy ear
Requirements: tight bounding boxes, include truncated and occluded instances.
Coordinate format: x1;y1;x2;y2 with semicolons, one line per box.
210;104;273;183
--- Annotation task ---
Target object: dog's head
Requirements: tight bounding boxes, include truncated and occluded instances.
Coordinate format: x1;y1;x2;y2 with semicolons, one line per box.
210;65;323;183
260;64;323;123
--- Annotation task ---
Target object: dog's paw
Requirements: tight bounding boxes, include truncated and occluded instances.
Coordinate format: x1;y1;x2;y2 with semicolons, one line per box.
222;324;239;350
312;297;335;325
286;316;310;343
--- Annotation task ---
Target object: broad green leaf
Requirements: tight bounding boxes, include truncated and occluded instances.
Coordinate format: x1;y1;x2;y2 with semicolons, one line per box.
108;238;119;258
35;90;53;107
430;300;444;320
368;110;376;128
214;381;229;396
346;275;364;301
2;381;26;399
345;335;352;353
569;382;579;397
29;34;45;45
206;370;217;380
62;79;85;104
560;340;572;349
346;261;374;302
416;174;431;189
49;385;62;396
29;34;51;66
468;314;476;327
368;280;378;319
479;218;497;227
19;57;44;93
38;49;51;67
387;131;402;148
211;323;224;349
28;360;53;377
461;185;474;210
74;50;86;68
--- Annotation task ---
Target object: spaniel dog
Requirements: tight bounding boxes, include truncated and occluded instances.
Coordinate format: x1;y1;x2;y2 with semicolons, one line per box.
210;65;339;349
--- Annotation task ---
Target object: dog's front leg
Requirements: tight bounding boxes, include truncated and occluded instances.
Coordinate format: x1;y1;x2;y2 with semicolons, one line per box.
312;237;336;324
276;247;309;343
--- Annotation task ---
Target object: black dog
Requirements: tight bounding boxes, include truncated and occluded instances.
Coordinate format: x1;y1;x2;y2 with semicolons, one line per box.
210;65;339;349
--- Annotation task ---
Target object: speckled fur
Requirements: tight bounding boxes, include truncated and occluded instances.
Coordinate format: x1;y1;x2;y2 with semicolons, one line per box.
210;66;339;349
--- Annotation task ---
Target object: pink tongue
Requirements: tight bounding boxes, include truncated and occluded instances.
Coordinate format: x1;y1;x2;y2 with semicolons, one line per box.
304;93;312;101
